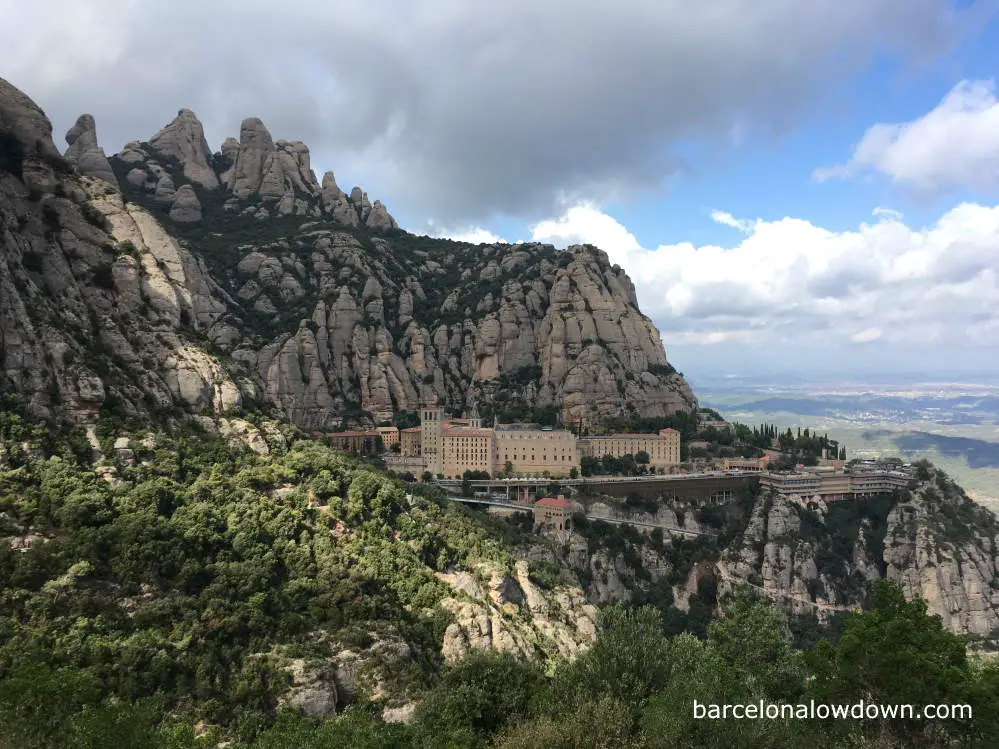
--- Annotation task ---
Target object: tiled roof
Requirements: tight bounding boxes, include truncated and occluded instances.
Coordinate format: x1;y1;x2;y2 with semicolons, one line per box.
535;497;572;509
401;427;423;433
444;428;494;437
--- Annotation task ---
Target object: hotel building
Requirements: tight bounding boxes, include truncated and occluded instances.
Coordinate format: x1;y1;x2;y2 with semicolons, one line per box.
577;429;680;470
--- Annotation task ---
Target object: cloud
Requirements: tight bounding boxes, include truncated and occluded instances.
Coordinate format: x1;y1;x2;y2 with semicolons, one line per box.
524;201;999;350
814;80;999;193
431;226;507;244
710;210;756;233
0;0;988;226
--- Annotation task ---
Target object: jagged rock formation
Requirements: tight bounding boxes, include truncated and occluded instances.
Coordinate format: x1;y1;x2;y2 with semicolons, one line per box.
148;108;219;189
714;468;999;637
63;114;115;185
2;77;692;432
436;560;598;663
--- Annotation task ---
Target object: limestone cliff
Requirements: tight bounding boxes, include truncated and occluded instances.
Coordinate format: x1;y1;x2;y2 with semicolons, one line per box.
0;77;695;430
715;467;999;638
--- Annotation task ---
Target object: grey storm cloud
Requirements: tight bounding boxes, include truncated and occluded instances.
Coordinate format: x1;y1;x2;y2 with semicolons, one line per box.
0;0;991;227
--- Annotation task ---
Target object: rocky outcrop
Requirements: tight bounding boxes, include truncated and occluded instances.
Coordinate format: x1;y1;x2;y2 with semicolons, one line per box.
148;108;219;189
714;471;999;637
884;473;999;636
0;77;59;159
2;76;694;431
169;184;201;222
437;560;598;664
366;199;398;231
0;77;245;422
63;114;115;185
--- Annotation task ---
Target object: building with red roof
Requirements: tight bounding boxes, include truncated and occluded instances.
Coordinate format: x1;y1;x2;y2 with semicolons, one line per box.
533;495;574;533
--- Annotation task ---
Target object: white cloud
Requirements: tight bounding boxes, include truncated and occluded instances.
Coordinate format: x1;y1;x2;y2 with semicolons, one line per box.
851;327;884;343
814;80;999;193
531;204;642;254
872;206;904;221
523;201;999;350
431;226;507;244
710;210;756;233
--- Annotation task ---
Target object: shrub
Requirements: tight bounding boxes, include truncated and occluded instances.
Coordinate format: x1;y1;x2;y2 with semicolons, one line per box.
81;202;110;231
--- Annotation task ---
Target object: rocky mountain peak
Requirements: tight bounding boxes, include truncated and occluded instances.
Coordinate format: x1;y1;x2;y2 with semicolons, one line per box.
0;76;59;159
63;113;115;185
148;108;219;189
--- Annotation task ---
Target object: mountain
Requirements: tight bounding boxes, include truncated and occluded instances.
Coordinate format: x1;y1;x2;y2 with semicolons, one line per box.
0;77;694;431
5;76;999;747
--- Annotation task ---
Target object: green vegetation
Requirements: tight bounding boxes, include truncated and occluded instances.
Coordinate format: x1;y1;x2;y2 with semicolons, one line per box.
5;583;997;747
0;404;539;744
80;201;110;231
2;395;999;746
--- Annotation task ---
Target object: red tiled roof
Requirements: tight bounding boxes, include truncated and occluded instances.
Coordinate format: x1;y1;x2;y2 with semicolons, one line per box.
401;427;423;433
535;497;572;509
316;430;378;438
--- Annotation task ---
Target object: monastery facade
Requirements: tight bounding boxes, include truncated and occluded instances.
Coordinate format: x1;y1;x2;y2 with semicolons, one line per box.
387;405;681;479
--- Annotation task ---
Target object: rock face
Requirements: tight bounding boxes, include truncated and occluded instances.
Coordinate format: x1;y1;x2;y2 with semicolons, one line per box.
148;109;219;189
169;184;202;222
437;560;598;664
883;473;999;636
1;76;694;431
714;468;999;637
63;114;115;185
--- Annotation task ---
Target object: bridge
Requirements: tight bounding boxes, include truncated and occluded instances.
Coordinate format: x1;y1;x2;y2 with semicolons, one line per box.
436;471;757;503
445;494;719;539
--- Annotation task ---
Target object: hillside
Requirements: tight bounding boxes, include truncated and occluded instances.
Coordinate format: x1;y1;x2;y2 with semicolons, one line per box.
3;405;999;747
0;77;694;431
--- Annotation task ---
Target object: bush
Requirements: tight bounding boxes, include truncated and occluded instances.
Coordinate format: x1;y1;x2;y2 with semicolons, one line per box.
81;202;110;231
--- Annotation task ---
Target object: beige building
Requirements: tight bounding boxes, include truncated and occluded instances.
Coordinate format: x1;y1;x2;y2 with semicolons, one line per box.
442;427;495;479
421;405;445;475
723;456;769;471
400;427;423;458
577;428;680;470
376;426;400;448
313;430;380;454
760;466;909;501
533;496;574;533
494;424;579;478
399;405;682;480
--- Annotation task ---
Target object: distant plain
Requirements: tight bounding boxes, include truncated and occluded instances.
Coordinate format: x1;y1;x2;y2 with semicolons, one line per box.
695;377;999;513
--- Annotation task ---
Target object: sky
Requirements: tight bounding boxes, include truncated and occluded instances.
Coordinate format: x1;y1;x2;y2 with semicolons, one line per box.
2;0;999;383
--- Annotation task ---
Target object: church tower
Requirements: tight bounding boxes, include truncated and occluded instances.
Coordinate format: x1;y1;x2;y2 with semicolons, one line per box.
468;404;482;429
421;398;445;476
